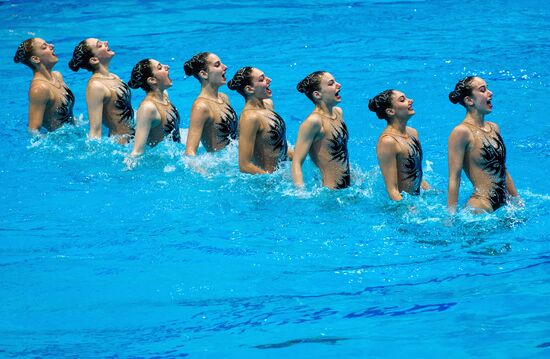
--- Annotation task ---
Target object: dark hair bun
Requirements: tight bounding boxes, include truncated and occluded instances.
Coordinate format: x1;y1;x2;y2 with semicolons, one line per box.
183;61;194;76
448;90;460;104
68;58;79;72
367;98;378;112
227;78;238;90
296;80;306;93
127;78;139;89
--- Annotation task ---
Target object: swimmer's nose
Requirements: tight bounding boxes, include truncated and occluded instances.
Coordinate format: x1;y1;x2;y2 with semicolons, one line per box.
267;77;272;84
336;82;341;89
165;64;170;70
222;63;227;70
409;98;414;104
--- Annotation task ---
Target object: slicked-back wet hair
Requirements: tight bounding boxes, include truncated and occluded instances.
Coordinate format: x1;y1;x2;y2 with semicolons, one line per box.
368;90;395;120
128;59;154;92
227;67;254;97
14;38;36;69
449;76;477;107
183;52;211;81
69;40;94;72
296;71;326;103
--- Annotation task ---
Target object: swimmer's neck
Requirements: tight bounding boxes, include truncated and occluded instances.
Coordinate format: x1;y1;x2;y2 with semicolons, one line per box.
33;65;55;81
386;117;408;134
92;63;111;77
386;121;407;135
146;88;167;103
245;96;267;109
464;111;486;126
199;83;220;100
313;102;336;118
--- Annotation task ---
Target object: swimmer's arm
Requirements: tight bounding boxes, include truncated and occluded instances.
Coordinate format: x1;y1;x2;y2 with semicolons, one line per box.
130;102;157;157
377;137;402;201
287;146;294;161
86;81;107;139
238;114;268;175
27;83;49;133
447;126;469;213
505;170;519;197
185;101;209;156
292;117;321;187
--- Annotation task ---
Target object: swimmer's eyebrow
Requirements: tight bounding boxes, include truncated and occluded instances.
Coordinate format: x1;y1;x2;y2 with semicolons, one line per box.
96;40;100;48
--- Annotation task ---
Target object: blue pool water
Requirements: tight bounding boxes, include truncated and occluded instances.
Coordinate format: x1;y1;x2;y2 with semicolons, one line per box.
2;0;549;357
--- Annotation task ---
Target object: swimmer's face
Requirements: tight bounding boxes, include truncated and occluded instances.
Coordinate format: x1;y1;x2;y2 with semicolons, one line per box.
150;60;172;89
87;38;115;61
316;72;341;104
32;38;58;67
247;68;272;99
465;77;493;114
388;91;414;119
205;53;227;86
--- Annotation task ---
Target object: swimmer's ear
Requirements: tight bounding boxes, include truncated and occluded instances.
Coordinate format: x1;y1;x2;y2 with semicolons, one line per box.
464;96;474;106
146;76;156;88
244;85;254;95
313;91;321;101
385;108;395;117
30;56;40;65
89;57;100;66
198;69;208;81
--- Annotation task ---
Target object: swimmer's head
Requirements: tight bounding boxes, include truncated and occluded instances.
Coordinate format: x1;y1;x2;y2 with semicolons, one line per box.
369;90;415;120
69;38;114;72
14;38;58;70
184;52;228;86
13;38;36;69
227;67;255;97
68;40;94;72
297;71;341;104
297;71;326;102
183;52;210;80
128;59;154;91
368;90;395;120
129;59;172;92
449;76;477;106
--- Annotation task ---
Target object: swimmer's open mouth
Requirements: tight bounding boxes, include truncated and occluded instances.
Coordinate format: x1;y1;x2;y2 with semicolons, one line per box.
222;72;226;81
266;87;272;95
335;90;341;99
408;105;413;110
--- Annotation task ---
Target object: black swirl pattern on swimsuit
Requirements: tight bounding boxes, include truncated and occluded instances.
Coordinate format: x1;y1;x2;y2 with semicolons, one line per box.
328;121;350;189
114;80;134;128
56;85;75;125
163;103;181;143
268;110;288;160
479;131;507;210
216;103;239;145
402;136;423;195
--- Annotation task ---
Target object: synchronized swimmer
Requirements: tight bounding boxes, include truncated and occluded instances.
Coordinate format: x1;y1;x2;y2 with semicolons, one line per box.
14;37;521;213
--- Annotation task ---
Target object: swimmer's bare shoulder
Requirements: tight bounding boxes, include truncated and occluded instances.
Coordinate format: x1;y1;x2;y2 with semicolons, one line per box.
219;92;230;103
449;122;473;144
263;99;274;110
